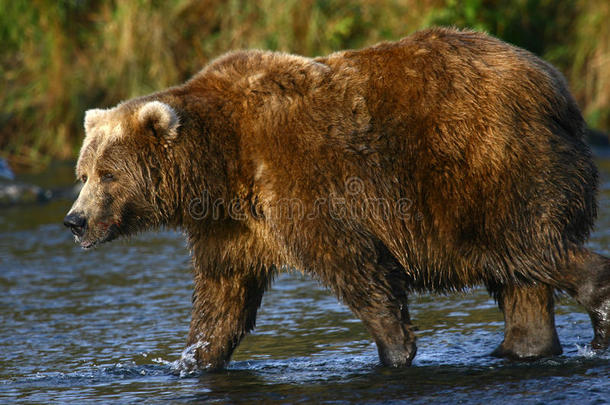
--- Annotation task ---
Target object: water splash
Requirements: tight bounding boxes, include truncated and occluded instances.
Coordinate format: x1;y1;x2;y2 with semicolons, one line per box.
152;341;210;377
575;344;598;358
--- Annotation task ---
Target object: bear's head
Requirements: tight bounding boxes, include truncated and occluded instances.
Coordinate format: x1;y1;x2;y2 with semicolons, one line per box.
64;100;180;248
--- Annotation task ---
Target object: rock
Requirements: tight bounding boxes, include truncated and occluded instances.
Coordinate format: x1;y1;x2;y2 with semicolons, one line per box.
0;181;52;206
0;158;15;180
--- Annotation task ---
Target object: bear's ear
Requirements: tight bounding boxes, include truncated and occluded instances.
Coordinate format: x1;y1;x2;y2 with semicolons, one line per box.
84;108;108;133
137;101;180;140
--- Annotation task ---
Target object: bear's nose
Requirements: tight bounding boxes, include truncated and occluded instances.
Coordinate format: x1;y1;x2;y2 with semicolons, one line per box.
63;213;86;237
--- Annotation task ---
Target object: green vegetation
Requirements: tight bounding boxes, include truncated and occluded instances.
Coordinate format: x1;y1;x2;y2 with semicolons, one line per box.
1;0;609;169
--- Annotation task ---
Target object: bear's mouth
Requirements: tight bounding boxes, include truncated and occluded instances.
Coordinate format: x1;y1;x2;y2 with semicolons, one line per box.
78;222;120;249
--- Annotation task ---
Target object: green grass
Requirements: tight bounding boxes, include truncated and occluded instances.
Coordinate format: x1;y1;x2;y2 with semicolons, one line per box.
1;0;608;170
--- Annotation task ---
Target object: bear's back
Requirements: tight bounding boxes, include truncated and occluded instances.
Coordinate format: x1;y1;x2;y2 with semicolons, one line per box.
317;28;597;287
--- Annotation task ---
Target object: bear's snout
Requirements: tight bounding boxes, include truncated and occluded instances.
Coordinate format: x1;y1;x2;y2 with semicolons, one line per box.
63;212;87;237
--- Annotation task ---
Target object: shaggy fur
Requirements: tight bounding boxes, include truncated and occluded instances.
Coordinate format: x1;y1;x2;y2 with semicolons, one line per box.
65;27;610;369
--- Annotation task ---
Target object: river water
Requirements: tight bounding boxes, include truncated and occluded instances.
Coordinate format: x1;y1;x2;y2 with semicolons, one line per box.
1;160;609;404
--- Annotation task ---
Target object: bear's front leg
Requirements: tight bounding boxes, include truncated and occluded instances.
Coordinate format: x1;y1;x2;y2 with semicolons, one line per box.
186;265;271;371
323;258;417;367
352;292;417;367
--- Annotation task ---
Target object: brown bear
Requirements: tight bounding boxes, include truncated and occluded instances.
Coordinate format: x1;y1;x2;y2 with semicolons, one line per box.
64;27;609;370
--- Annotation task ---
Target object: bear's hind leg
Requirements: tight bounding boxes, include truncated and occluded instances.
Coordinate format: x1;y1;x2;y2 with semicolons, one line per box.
563;250;610;350
491;283;562;359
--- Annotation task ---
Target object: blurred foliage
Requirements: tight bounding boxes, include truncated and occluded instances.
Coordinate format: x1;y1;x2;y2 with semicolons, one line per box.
1;0;608;169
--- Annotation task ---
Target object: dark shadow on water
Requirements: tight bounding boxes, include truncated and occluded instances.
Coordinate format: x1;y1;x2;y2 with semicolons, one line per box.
5;353;608;404
178;356;610;404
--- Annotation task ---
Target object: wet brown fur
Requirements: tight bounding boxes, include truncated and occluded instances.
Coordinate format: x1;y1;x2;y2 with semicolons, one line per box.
67;27;610;369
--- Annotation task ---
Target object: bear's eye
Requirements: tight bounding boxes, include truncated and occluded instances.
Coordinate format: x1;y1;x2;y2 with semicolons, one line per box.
101;172;114;182
80;175;88;183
